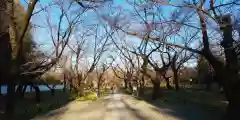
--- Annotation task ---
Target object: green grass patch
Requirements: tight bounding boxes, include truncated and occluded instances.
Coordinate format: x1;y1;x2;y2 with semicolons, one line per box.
7;90;76;120
156;89;227;113
76;92;98;101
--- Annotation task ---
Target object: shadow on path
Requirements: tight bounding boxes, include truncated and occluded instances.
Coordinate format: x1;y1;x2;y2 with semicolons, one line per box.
120;99;150;120
130;88;225;120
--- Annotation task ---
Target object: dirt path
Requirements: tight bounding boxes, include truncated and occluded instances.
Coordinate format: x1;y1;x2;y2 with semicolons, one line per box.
32;94;221;120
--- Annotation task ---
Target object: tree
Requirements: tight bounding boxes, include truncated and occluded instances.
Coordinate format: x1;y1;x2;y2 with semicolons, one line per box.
67;23;111;96
125;42;173;100
12;0;40;99
0;0;38;119
112;0;240;119
96;62;111;97
16;0;81;102
170;47;194;91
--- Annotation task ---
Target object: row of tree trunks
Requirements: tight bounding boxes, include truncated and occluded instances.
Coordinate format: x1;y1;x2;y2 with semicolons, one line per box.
45;84;56;96
16;83;41;102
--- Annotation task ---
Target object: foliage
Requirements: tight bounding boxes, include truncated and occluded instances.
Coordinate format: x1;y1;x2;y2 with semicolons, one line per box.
43;73;58;81
12;1;35;59
76;91;98;101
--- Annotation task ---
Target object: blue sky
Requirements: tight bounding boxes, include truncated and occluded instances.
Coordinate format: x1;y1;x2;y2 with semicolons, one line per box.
18;0;197;68
18;0;239;68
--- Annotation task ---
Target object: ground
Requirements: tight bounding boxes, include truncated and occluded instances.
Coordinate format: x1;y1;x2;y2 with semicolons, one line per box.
32;93;223;120
0;90;76;120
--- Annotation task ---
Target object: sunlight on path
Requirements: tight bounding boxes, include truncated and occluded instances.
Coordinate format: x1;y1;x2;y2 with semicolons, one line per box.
32;94;183;120
104;94;137;120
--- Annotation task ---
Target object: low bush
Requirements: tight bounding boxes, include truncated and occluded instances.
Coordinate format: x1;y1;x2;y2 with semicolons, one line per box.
76;92;98;101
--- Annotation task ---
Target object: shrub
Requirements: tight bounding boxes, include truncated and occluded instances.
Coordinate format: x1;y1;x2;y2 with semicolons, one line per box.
76;92;98;101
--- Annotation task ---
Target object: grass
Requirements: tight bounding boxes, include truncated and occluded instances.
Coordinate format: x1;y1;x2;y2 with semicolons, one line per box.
163;89;226;112
140;87;227;113
120;82;227;113
76;89;108;101
76;92;98;101
0;90;77;120
124;86;227;120
139;82;227;112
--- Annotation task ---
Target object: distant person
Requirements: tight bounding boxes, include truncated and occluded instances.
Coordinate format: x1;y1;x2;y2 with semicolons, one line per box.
133;86;137;96
111;86;114;94
189;78;193;85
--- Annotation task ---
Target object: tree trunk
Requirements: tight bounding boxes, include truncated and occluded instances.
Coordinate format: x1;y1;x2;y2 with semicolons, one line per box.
69;81;72;92
152;81;161;100
166;78;172;89
5;0;19;119
124;79;128;89
128;82;133;92
63;75;66;92
30;86;33;92
173;70;179;91
97;84;100;97
204;49;240;120
224;100;240;120
0;32;14;120
16;84;23;97
51;85;56;96
21;85;27;97
218;71;240;120
32;84;40;102
171;59;179;91
0;85;2;96
78;87;84;97
138;76;145;96
138;86;144;96
219;17;240;120
163;75;172;89
152;71;162;100
205;74;212;91
16;84;27;98
202;16;240;120
97;78;101;97
6;82;15;120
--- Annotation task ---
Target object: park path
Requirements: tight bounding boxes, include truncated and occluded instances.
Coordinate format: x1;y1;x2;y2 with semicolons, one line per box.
32;93;220;120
